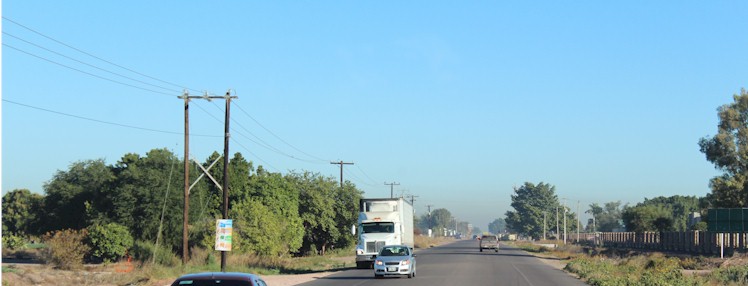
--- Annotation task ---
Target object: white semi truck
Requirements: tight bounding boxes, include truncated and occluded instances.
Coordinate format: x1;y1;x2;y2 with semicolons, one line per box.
354;198;414;269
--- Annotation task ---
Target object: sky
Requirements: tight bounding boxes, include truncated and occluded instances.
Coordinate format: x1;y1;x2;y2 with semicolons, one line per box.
2;1;747;231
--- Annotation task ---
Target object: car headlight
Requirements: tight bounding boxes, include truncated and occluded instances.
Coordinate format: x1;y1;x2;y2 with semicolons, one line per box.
375;260;383;266
401;259;410;265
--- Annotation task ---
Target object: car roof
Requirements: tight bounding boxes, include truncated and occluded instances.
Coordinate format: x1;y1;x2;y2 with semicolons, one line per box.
174;272;260;281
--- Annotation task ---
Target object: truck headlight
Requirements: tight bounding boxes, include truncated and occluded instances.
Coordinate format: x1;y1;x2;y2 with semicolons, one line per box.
356;249;364;255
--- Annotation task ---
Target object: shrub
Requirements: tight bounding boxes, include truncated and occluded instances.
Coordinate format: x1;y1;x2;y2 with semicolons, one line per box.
130;240;180;267
2;234;25;250
87;222;134;263
43;229;90;270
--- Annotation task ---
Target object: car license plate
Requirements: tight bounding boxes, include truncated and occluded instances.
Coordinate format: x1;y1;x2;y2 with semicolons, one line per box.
387;266;397;272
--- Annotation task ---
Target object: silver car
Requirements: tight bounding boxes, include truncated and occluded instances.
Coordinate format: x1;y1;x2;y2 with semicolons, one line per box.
373;245;417;279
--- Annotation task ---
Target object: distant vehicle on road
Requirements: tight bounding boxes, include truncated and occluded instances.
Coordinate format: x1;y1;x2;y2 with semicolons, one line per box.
169;272;267;286
374;245;417;279
479;234;499;252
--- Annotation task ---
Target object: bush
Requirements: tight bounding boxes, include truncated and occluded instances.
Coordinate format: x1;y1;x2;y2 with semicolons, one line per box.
2;234;25;250
130;240;180;267
87;222;134;263
43;229;90;270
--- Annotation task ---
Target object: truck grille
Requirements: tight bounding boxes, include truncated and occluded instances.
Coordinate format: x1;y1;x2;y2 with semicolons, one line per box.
365;241;385;253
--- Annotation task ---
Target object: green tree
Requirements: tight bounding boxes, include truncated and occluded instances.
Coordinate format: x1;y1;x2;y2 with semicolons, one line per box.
622;204;673;232
87;222;134;263
699;89;748;207
43;159;114;232
505;182;567;239
2;189;44;235
586;201;624;232
108;149;183;252
296;172;339;255
621;196;701;232
488;218;507;234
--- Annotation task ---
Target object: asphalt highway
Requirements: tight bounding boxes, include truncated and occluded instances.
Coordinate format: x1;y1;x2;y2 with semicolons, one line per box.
298;239;589;286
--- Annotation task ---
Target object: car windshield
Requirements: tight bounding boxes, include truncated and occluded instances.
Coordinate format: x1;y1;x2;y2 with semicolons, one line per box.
362;222;395;233
380;247;409;256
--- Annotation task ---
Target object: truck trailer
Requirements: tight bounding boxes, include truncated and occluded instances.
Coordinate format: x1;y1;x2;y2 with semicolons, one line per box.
355;198;414;269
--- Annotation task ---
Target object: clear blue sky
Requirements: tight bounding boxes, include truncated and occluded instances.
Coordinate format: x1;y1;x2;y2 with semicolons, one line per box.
3;1;746;231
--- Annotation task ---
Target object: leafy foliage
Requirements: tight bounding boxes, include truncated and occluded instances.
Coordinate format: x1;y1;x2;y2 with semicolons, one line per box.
2;189;44;236
587;201;625;232
699;89;748;207
622;196;702;232
87;222;134;263
488;218;507;234
43;160;114;232
505;182;573;239
2;234;26;250
43;229;90;270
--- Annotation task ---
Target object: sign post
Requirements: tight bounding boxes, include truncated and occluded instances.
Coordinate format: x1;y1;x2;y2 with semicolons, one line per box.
216;219;233;252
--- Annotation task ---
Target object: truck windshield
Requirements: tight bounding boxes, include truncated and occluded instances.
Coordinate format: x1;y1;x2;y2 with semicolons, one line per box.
361;222;395;233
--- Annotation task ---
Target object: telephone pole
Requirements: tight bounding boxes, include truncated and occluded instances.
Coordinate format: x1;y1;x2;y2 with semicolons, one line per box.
405;194;419;206
178;90;237;267
330;161;353;188
384;182;400;198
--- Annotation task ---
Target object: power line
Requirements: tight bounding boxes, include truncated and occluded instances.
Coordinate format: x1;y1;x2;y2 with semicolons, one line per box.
234;102;328;162
3;16;200;93
4;99;220;137
4;43;177;97
3;32;181;94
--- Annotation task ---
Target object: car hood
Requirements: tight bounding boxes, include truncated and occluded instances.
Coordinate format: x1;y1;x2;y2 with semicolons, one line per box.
377;255;411;262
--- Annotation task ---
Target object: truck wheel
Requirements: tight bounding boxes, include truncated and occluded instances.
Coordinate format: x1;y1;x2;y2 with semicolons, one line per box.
356;262;366;269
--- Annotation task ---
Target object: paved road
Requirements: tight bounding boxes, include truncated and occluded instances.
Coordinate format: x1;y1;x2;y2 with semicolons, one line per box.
298;239;588;286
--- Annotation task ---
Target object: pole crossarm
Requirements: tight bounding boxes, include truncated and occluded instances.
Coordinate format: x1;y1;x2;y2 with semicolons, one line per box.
191;157;223;192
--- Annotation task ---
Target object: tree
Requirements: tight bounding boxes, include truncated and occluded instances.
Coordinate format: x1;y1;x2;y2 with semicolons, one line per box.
429;208;453;236
43;159;114;232
2;189;44;235
622;204;673;232
699;89;748;207
621;196;702;232
505;182;569;239
488;218;507;234
295;172;339;255
107;149;183;252
586;201;624;232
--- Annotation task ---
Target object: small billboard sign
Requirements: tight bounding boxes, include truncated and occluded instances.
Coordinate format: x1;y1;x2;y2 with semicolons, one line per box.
215;219;233;251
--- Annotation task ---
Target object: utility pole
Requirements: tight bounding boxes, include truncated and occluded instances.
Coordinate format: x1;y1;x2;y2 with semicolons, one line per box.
427;204;433;235
543;211;547;241
555;205;559;243
384;182;400;198
563;198;567;245
330;161;354;188
576;200;580;243
405;194;418;206
178;90;237;268
220;91;236;272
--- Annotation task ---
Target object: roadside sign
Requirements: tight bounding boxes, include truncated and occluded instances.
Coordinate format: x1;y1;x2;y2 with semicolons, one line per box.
215;219;233;251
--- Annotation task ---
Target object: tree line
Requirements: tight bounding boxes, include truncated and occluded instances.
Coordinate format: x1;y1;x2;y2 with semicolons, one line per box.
2;148;363;261
501;89;748;239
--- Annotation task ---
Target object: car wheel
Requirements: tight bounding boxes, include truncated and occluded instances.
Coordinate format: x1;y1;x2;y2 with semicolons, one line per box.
374;274;382;279
480;248;483;252
495;248;499;252
408;271;413;278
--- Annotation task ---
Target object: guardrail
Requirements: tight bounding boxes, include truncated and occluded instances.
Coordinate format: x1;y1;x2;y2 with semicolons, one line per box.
566;231;748;256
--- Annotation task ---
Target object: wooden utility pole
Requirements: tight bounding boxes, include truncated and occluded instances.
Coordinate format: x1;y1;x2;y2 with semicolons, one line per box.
385;182;400;198
330;161;353;188
220;91;235;272
178;90;237;268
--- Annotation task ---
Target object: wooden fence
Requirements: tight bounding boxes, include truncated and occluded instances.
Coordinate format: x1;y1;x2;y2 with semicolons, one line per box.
566;231;748;256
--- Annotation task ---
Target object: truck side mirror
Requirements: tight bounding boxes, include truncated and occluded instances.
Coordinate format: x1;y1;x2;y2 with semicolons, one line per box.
351;224;356;235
